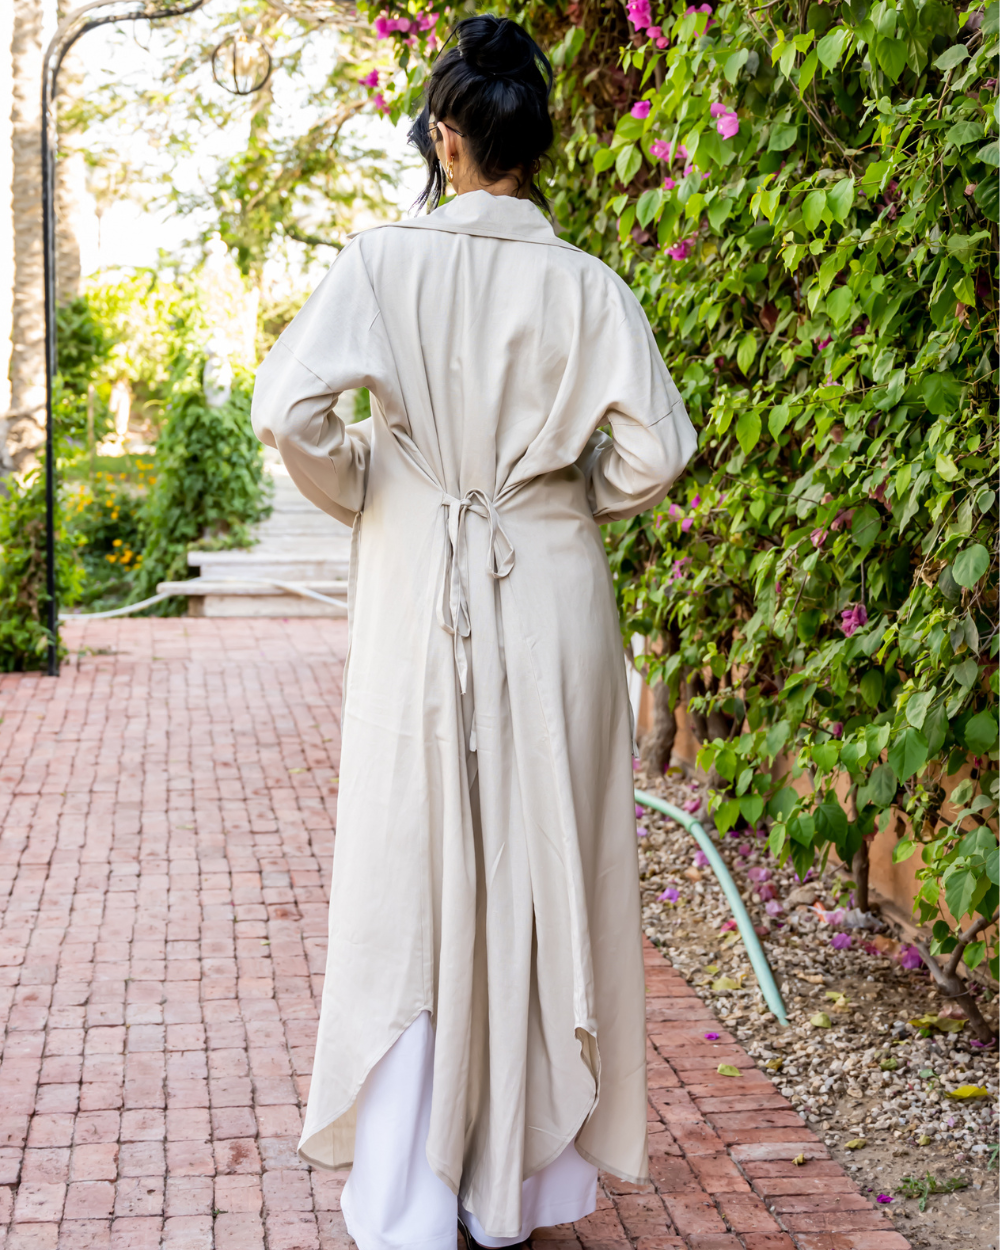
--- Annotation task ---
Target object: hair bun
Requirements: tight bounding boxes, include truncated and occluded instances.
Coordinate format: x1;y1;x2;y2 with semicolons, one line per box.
458;15;535;78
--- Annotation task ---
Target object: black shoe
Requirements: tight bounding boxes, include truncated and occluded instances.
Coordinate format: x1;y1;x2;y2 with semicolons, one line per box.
458;1216;527;1249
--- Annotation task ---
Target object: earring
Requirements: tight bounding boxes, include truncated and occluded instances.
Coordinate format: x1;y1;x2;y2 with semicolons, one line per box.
446;158;454;183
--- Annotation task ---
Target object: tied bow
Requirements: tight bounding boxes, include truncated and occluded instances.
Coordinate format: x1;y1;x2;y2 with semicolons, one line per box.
437;490;515;739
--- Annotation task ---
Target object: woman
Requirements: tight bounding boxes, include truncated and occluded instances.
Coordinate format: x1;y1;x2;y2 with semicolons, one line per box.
251;15;696;1249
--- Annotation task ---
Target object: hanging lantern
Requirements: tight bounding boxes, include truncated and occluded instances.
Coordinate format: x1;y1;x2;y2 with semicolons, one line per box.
211;31;272;95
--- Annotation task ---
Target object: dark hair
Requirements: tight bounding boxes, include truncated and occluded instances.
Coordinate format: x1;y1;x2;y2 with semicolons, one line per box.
409;15;553;212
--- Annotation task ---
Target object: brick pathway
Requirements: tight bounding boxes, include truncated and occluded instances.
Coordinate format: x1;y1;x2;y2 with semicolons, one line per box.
0;619;910;1250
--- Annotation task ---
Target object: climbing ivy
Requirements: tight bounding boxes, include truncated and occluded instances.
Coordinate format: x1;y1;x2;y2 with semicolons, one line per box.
360;0;998;1019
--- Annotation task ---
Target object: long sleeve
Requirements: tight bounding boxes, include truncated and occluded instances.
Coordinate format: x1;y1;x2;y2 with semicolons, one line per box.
251;240;389;528
580;280;698;523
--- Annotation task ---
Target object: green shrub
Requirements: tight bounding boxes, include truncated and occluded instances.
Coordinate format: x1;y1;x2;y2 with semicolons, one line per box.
366;0;998;1025
132;363;271;610
0;467;83;672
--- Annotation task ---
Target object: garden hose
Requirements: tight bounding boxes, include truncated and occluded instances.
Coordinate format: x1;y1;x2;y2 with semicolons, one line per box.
59;579;348;621
634;787;788;1027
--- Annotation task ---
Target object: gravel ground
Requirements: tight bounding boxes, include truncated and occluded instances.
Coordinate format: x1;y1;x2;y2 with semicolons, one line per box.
634;763;999;1250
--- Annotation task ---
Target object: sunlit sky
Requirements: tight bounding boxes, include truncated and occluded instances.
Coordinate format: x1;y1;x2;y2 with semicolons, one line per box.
70;4;427;285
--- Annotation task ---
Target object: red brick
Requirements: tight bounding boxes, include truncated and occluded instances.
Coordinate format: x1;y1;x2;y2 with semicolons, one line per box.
684;1239;743;1250
13;1182;66;1222
214;1138;262;1174
162;1215;213;1248
783;1212;897;1232
214;1212;265;1249
688;1154;749;1194
635;1240;685;1250
729;1143;829;1163
743;1238;796;1250
715;1193;781;1233
660;1194;726;1236
109;1217;162;1249
57;1220;112;1249
648;1156;701;1193
612;1193;671;1238
771;1196;873;1212
64;1182;116;1220
215;1174;263;1214
753;1177;860;1197
164;1176;214;1218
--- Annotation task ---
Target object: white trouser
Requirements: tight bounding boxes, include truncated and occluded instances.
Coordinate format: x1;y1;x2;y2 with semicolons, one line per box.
340;1012;598;1250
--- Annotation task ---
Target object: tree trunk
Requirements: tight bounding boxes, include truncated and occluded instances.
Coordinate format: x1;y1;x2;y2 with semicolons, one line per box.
852;838;870;913
3;0;46;476
641;680;676;776
913;911;998;1044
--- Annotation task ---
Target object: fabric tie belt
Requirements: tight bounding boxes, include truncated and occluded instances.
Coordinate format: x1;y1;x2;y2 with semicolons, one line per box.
437;489;515;747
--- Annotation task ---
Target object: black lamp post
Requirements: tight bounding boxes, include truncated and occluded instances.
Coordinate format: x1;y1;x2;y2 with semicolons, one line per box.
41;0;209;676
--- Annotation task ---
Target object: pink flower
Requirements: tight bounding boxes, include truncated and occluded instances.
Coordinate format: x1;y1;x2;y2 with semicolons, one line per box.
765;899;783;916
815;335;833;351
666;237;695;260
704;1031;720;1040
674;143;688;162
374;16;392;36
710;102;728;118
627;0;653;28
683;797;700;813
663;176;676;190
637;825;648;839
360;69;379;87
738;842;752;857
631;100;651;119
683;161;694;175
685;2;715;24
899;945;924;971
757;882;777;901
831;932;852;950
417;10;439;29
668;503;682;520
647;24;661;36
694;850;710;868
691;494;701;508
810;527;828;548
636;805;645;819
650;139;672;159
681;517;693;532
658;886;680;902
720;919;737;932
876;1195;893;1204
372;92;390;115
747;867;771;882
632;758;642;771
830;508;854;532
839;603;868;637
829;722;843;738
716;111;739;140
655;35;669;47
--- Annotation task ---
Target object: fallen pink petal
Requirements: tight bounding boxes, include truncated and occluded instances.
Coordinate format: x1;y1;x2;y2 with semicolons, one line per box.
704;1032;720;1040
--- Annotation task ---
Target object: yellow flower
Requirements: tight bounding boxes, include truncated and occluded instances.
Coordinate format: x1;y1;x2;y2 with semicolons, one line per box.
106;554;117;563
112;538;122;547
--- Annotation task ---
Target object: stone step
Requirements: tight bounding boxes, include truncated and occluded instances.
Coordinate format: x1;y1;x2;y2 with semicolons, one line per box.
187;552;350;580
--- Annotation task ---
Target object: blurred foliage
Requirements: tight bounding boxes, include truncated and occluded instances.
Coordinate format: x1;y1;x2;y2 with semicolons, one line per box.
63;0;413;281
364;0;999;996
131;365;271;611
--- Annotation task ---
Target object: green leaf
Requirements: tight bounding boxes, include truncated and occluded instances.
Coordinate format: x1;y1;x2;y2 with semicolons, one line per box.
893;839;917;863
724;47;749;83
974;176;1000;221
813;741;840;773
765;722;791;760
615;143;642;184
876;36;908;81
636;187;662;228
798;48;819;90
933;43;971;70
851;504;882;550
986;846;1000;886
945;120;985;148
944;866;978;922
860;668;883;708
964;711;998;753
740;794;765;825
736;407;761;454
768;404;790;439
952;543;989;588
921;372;963;416
737;332;758;375
707;196;734;231
816;26;849;69
975;140;1000;167
593;147;616;174
768;122;799;152
715;797;742;833
887;726;929;782
826;285;853;326
859;762;897;808
802;189;827;231
826;177;855;224
815;800;848;844
905;691;933;729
